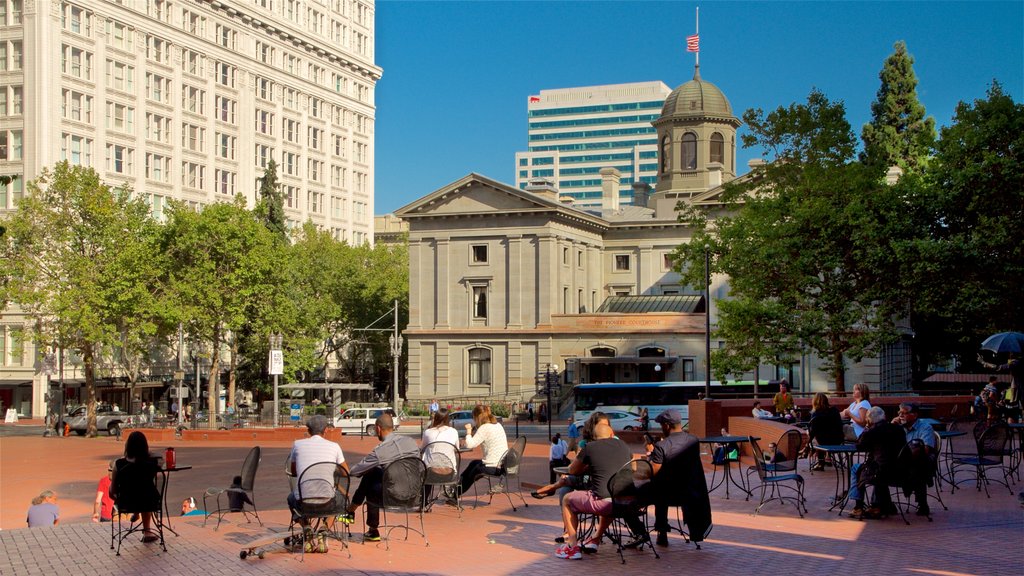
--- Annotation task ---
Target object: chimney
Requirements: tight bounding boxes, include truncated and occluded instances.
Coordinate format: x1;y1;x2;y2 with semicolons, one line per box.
708;162;723;188
525;177;558;201
600;167;621;212
748;158;766;169
631;181;651;208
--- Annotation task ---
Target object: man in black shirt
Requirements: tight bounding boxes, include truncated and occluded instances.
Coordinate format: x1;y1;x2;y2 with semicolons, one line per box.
641;409;711;547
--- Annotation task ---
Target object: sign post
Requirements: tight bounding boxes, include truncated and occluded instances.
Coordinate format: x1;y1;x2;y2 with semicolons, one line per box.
269;335;283;428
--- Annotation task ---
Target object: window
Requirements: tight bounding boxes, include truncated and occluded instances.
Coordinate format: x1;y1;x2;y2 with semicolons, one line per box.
10;41;21;70
146;36;170;64
216;133;235;159
216;169;235;195
105;20;133;51
147;0;171;22
281;151;298;176
145;153;170;182
255;110;274;135
182;49;202;75
660;135;670;172
62;3;92;36
471;245;487;264
145;113;170;143
563;287;570;314
256;41;274;64
331;196;344;218
255;144;274;168
182;161;205;189
105;102;134;133
106;60;134;92
7;327;24;366
61;45;92;79
354;141;367;163
682;358;695;381
577;250;583;267
183;10;205;36
331;165;346;187
578;289;585;312
614;254;630;271
710;132;724;164
472;285;488;319
334;135;347;158
681;133;697;170
0;90;8;116
308;159;323;182
663;253;674;271
62;90;93;123
146;73;170;104
562;247;569;264
0;44;6;72
1;130;21;160
216;24;235;49
216;62;235;87
257;78;274;100
284;88;298;110
182;85;205;115
354;171;366;193
284;118;300;143
307;191;323;213
468;348;491;387
105;144;133;174
216;96;236;123
182;124;204;152
283;184;297;208
10;86;21;115
308;127;322;150
310;97;322;118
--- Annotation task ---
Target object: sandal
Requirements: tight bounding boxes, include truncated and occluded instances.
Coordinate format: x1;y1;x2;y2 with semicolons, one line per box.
531;490;550;500
141;531;159;543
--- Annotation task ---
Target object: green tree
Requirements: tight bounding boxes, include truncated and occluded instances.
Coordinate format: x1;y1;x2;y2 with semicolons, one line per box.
911;83;1024;370
160;198;288;428
861;41;936;175
675;91;910;393
255;160;286;241
0;163;159;435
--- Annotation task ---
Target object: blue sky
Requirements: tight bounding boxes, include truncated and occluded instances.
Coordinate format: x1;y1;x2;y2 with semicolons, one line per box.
373;1;1024;213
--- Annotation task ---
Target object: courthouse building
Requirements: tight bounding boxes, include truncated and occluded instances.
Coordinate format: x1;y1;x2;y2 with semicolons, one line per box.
0;0;380;417
395;66;908;404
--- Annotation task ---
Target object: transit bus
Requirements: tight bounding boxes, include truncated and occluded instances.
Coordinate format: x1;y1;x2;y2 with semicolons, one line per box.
572;380;781;427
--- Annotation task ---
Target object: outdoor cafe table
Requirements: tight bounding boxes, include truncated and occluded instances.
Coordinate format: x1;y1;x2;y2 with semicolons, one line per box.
936;429;966;487
699;435;758;500
158;465;192;536
814;444;859;515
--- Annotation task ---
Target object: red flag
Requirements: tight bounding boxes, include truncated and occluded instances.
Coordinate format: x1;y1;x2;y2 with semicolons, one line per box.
529;96;540;103
686;34;699;53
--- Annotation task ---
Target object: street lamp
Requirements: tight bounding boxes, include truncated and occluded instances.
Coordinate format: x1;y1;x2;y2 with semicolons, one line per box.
704;244;712;399
389;332;403;417
269;333;283;428
545;364;559;440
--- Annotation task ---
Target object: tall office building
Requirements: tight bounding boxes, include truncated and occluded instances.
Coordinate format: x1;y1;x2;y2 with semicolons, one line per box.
515;81;670;208
0;0;380;418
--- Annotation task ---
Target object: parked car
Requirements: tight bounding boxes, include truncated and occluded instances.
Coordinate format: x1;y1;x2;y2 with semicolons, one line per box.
189;411;241;430
64;404;126;436
571;409;642;434
333;406;401;435
448;409;503;437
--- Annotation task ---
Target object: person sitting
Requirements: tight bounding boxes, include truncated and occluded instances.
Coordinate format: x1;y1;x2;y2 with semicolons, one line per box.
342;413;419;542
286;415;347;529
840;383;872;441
457;405;508;498
531;412;609;508
26;490;60;527
752;401;774;419
772;380;797;422
892;402;936;516
181;497;206;517
848;406;906;519
556;422;638;559
420;408;459;504
110;431;162;542
642;409;711;548
807;392;845;470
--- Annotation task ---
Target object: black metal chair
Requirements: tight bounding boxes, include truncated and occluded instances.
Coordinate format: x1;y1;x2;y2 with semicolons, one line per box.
110;458;167;555
368;456;428;550
928;431;948;511
204;446;262;530
289;461;352;560
748;436;807;517
605;459;658;563
746;429;802;489
952;420;1013;497
422;441;461;514
878;440;934;525
477;436;528;511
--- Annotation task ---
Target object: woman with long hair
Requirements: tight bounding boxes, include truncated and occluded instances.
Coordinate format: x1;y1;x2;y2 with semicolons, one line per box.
807;392;844;470
111;431;162;542
458;404;508;497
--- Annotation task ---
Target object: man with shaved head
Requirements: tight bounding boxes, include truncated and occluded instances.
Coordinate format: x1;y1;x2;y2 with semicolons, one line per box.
555;421;635;560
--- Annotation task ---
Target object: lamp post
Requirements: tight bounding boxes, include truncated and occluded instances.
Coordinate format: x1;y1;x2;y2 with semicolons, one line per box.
545;364;559;440
388;301;402;416
269;333;283;428
704;244;712;399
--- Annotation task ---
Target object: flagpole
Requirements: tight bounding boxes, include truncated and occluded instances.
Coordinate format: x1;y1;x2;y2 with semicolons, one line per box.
695;6;700;69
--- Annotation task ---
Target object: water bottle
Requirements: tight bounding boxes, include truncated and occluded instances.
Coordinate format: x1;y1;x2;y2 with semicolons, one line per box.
164;447;176;469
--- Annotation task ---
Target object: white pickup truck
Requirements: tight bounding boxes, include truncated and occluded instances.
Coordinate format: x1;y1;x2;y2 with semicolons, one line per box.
64;404;127;436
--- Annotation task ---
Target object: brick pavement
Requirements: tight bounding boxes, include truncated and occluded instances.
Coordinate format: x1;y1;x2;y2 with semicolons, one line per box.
1;429;1021;575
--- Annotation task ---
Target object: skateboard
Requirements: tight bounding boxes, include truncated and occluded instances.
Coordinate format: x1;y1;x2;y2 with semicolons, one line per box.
238;530;295;560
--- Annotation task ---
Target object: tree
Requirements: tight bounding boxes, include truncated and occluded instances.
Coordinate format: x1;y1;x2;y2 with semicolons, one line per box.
861;41;936;175
674;91;911;393
0;163;159;435
255;160;287;241
910;83;1024;370
160;198;288;428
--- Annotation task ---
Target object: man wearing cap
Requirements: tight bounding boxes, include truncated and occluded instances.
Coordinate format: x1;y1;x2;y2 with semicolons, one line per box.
640;408;712;548
286;415;347;522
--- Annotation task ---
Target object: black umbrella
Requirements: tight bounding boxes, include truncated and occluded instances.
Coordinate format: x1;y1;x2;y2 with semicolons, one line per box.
980;332;1024;354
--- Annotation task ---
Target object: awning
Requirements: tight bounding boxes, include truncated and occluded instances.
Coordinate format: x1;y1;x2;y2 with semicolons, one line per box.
574;356;678;365
279;382;374;391
596;295;704;313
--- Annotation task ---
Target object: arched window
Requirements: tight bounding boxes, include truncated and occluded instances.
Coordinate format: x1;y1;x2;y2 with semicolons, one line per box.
660;135;670;172
468;348;491;386
710;133;724;164
681;133;697;170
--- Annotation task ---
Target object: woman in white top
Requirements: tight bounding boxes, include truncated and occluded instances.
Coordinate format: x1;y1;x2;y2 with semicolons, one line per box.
421;408;459;470
458;405;508;496
841;382;872;441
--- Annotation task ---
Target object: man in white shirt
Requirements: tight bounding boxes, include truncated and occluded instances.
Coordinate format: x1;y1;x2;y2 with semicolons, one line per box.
286;415;347;519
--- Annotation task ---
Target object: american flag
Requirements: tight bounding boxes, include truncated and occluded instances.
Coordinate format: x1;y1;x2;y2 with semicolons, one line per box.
529;96;541;103
686;34;700;53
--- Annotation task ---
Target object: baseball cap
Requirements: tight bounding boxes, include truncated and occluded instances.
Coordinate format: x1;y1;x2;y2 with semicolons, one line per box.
655;409;682;425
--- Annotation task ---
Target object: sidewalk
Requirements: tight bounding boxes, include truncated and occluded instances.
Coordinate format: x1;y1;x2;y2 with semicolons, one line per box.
1;433;1021;575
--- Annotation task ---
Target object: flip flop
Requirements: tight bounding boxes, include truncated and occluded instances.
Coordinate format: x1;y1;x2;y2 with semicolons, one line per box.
141;532;159;543
531;490;549;500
